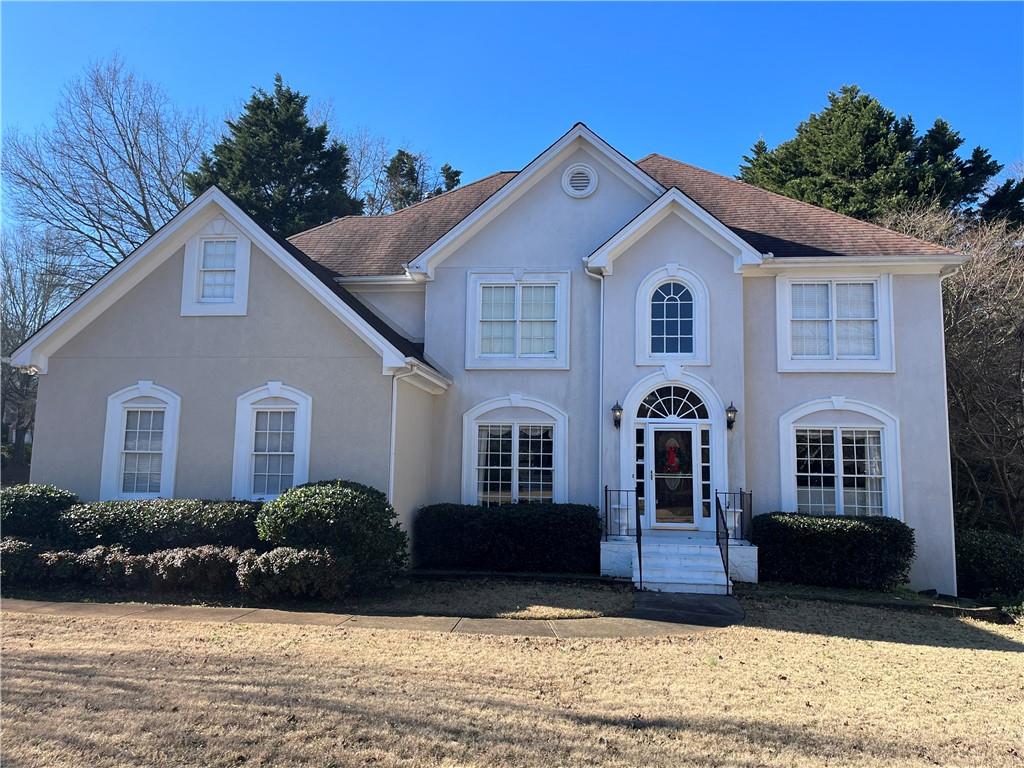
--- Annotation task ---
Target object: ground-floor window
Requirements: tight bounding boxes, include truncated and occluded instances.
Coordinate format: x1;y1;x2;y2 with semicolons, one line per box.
232;382;311;500
251;409;296;496
121;408;165;494
476;423;553;506
795;427;884;515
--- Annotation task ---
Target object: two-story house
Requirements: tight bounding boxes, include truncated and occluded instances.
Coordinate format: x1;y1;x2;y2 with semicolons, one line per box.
12;124;965;595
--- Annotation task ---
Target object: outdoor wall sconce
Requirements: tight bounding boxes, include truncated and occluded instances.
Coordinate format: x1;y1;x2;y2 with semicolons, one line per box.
611;401;623;429
725;402;738;430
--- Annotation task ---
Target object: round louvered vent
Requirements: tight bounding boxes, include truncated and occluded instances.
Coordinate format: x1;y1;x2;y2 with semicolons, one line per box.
562;163;597;198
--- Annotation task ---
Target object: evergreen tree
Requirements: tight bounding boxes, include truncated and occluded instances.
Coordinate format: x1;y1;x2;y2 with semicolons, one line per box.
186;75;360;235
364;150;462;213
739;85;1021;224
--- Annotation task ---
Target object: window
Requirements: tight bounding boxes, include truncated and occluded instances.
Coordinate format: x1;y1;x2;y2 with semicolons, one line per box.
650;282;694;355
635;265;709;366
794;427;885;516
777;275;892;372
181;215;251;316
100;381;180;500
199;240;237;301
475;423;553;505
466;272;570;369
232;382;311;500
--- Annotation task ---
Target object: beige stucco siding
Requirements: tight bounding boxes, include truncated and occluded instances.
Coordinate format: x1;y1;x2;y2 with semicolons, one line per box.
391;377;435;532
743;274;957;593
32;243;393;500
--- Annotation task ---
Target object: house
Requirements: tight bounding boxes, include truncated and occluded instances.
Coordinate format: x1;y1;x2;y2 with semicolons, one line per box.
11;124;965;595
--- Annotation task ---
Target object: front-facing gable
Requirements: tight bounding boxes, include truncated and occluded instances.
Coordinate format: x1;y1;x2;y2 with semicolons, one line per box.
10;188;449;392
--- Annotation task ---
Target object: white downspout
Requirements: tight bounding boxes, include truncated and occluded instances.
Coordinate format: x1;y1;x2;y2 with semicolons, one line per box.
387;368;415;504
584;263;605;508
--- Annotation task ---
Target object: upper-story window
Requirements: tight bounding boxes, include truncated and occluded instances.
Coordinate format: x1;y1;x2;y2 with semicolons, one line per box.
466;271;570;369
635;265;710;366
776;275;893;372
181;215;252;316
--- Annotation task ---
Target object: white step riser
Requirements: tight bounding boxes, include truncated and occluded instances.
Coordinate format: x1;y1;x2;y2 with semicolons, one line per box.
635;571;730;586
641;582;731;595
640;544;724;555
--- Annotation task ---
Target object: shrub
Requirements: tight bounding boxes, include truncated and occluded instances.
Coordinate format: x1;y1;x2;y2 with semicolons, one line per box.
412;502;602;574
1;537;41;585
956;528;1024;599
0;484;79;542
147;546;243;593
35;545;148;588
237;547;351;601
257;481;407;587
749;512;916;591
61;499;262;552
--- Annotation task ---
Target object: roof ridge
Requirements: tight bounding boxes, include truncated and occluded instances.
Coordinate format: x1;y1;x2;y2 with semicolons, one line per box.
638;154;957;254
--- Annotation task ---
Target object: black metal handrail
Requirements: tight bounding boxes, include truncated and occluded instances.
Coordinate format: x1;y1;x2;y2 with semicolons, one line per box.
603;487;642;590
715;489;752;540
714;495;730;595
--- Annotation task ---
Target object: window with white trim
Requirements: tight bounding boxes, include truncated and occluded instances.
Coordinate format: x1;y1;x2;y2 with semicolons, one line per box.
100;381;180;500
475;422;554;506
121;408;165;494
181;215;251;316
795;427;885;516
650;281;694;355
199;239;237;302
466;272;570;369
635;266;710;366
232;382;311;500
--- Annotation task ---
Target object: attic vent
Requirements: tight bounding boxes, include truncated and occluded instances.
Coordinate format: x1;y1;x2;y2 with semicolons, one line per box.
562;163;597;198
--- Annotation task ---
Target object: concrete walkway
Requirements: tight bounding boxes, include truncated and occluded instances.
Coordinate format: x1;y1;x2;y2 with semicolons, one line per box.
1;593;744;638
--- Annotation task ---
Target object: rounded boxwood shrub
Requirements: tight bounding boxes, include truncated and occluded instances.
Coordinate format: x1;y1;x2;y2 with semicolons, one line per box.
0;484;79;542
35;545;147;587
256;481;407;586
147;546;244;594
413;502;602;574
237;547;352;601
749;512;915;591
956;528;1024;598
61;499;262;552
1;537;41;585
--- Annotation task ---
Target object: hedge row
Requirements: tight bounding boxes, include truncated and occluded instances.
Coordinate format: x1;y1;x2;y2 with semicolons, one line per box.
956;528;1024;599
750;512;916;591
412;502;601;574
0;538;350;601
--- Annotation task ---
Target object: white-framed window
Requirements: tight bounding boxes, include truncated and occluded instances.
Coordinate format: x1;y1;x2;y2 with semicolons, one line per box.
232;382;311;500
635;265;710;366
466;271;570;369
475;423;554;505
461;395;568;504
100;381;181;500
776;275;893;372
780;397;902;520
181;215;252;316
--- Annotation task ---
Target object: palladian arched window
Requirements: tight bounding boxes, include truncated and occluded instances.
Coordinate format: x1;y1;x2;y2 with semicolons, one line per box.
650;281;694;355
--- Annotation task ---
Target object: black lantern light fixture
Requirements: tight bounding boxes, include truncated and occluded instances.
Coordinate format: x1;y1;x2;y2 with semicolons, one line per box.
725;402;738;430
611;401;624;429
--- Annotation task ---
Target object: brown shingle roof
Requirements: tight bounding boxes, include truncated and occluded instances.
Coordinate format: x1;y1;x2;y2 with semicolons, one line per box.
289;172;516;277
636;154;956;259
288;153;955;278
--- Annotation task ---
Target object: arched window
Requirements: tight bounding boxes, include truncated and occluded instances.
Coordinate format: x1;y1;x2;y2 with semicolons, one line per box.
232;382;312;500
651;281;694;355
100;381;181;500
636;386;708;420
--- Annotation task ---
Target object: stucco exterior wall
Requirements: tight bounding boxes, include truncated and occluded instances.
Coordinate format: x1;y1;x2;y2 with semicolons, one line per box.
743;273;957;594
349;287;425;341
391;377;435;532
421;146;653;506
31;242;393;500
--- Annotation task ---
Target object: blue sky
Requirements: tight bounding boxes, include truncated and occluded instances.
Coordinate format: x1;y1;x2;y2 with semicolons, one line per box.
2;2;1022;184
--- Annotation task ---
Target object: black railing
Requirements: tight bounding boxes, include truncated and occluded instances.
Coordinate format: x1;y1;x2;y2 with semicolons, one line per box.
715;489;752;540
603;487;643;590
714;495;730;595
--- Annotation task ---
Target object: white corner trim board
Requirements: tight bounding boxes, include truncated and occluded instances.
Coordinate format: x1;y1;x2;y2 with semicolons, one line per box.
460;394;569;505
100;381;181;501
231;382;312;501
778;397;903;520
634;264;711;366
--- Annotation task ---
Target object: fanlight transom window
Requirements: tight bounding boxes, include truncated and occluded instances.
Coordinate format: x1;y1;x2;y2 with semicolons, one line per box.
651;281;694;355
637;386;708;420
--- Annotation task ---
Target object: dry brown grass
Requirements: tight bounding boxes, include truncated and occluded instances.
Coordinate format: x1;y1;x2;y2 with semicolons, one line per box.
2;596;1022;768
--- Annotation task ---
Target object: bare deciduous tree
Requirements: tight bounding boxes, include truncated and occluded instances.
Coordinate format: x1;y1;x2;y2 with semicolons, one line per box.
881;206;1024;536
1;228;78;465
2;56;209;285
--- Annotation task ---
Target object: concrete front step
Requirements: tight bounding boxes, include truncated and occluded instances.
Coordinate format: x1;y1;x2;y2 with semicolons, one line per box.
641;581;731;595
640;543;724;555
635;569;730;586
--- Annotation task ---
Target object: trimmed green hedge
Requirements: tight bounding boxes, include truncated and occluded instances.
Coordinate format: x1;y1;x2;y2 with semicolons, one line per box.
412;502;601;574
749;513;915;590
257;481;407;587
61;499;262;552
0;484;79;542
956;528;1024;599
237;547;352;601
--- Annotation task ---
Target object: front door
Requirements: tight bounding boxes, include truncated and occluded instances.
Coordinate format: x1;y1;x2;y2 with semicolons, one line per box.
647;426;698;527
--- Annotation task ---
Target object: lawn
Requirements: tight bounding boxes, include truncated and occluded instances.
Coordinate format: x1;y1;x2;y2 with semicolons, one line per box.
2;593;1021;767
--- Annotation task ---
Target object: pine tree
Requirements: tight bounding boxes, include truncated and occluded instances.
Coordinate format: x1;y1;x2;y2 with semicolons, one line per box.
186;75;360;235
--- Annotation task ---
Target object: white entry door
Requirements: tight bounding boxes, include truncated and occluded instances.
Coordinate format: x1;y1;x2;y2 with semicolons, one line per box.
646;425;700;529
